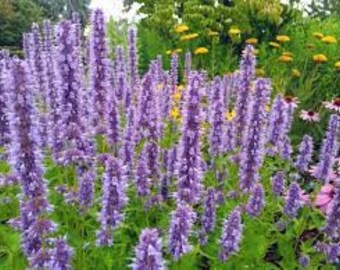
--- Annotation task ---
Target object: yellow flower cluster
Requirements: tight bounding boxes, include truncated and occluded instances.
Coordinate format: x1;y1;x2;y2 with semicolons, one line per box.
180;33;199;41
246;38;258;45
276;35;290;43
313;54;328;63
166;49;182;55
321;35;337;44
335;61;340;70
228;28;241;36
225;110;236;121
313;32;324;40
279;55;293;63
175;24;189;33
194;47;209;55
291;69;301;78
269;42;280;48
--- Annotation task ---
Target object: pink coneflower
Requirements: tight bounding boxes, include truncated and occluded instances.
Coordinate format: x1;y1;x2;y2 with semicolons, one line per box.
324;98;340;113
300;110;320;122
284;95;299;108
314;184;335;214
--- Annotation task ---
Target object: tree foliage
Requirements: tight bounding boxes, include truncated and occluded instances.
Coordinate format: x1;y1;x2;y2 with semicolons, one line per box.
0;0;43;48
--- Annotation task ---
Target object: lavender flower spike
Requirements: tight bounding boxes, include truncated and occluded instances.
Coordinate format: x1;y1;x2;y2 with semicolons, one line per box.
0;50;10;147
132;228;165;270
295;134;313;172
312;114;340;184
271;171;285;196
169;204;196;260
97;157;128;246
135;148;151;197
234;45;256;146
323;188;340;238
219;207;243;261
49;237;73;270
89;9;111;134
209;77;225;156
239;78;271;192
176;73;203;204
127;27;139;106
200;188;217;245
246;184;265;217
78;170;95;210
284;182;302;218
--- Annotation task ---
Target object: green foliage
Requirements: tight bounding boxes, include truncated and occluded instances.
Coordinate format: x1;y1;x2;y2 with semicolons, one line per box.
0;0;43;48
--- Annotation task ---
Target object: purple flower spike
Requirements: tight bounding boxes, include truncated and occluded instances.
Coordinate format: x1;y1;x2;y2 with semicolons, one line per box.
295;135;313;173
114;46;128;102
132;228;165;270
176;73;203;204
170;53;178;95
200;188;217;245
271;171;285;196
49;237;73;270
89;9;111;134
209;77;225;156
280;135;293;160
135;148;151;197
224;120;235;153
185;52;191;82
267;95;289;154
127;27;139;105
169;204;196;260
0;50;10;147
312;114;340;184
239;78;271;192
78;170;95;210
219;207;243;261
299;254;310;268
246;184;265;217
97;157;128;246
235;45;256;146
324;188;340;238
284;182;302;218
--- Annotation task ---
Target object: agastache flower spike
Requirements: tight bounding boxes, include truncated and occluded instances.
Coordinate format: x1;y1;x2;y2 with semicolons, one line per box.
127;27;139;106
169;204;196;260
200;188;217;245
209;77;225;156
219;207;243;261
295;134;314;173
55;20;89;164
284;182;302;218
312;114;340;184
135;148;151;197
176;73;203;204
49;237;73;270
323;188;340;238
235;45;256;146
78;170;95;210
267;95;289;154
239;78;271;192
0;50;10;147
89;9;110;134
132;228;165;270
7;59;53;263
224;120;235;153
97;157;128;246
271;171;285;196
114;46;128;102
246;184;265;217
170;52;178;95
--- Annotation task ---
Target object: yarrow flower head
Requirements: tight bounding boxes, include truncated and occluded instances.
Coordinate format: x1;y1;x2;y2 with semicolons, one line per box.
219;207;243;261
132;228;165;270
